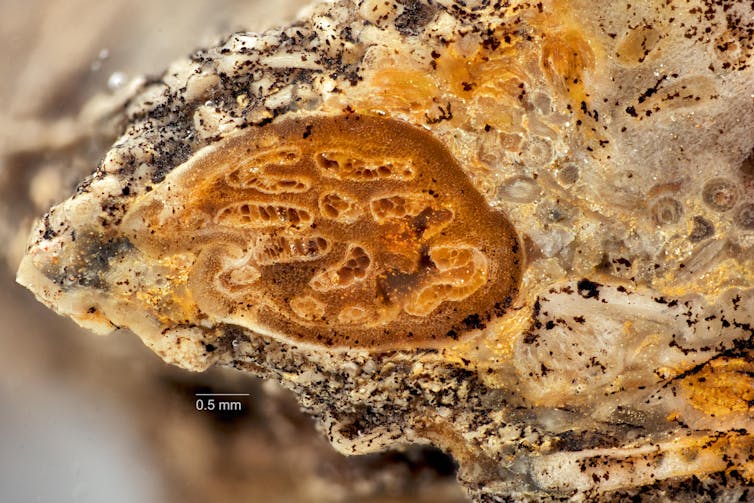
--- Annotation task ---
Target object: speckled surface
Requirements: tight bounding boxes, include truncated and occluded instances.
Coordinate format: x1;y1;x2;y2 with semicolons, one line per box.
1;1;467;502
14;0;754;500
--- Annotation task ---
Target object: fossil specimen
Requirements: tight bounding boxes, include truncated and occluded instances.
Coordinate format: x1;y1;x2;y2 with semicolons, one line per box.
16;0;754;500
121;114;522;349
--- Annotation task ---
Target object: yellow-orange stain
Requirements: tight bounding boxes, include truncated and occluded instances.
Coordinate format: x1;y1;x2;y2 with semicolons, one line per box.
681;355;754;417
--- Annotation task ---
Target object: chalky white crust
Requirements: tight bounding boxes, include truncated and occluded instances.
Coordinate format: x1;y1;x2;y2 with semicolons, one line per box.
16;0;754;501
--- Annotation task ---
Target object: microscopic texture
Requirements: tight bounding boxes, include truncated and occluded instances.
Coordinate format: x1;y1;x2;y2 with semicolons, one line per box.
16;0;754;501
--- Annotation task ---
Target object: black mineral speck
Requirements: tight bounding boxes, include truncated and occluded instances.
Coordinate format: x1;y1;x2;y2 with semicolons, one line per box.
577;279;600;299
462;313;485;330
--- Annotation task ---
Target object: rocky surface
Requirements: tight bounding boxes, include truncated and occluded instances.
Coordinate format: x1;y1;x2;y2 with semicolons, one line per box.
14;0;754;501
2;1;465;502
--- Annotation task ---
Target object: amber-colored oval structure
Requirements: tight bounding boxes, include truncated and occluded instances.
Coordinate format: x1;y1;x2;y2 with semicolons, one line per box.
124;114;523;349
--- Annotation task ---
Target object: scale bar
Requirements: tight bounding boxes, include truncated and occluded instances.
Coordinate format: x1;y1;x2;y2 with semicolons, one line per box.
195;393;250;397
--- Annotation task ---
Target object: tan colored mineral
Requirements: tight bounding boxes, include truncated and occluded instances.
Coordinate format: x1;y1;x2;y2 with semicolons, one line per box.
16;0;754;500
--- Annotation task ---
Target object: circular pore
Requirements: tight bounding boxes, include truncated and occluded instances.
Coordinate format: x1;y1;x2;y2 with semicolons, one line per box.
702;177;739;212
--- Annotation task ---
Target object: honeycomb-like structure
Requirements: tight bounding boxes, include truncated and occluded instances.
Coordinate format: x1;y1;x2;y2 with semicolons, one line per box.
123;114;523;348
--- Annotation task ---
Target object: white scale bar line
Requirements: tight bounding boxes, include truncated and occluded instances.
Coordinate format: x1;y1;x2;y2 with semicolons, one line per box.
195;393;250;397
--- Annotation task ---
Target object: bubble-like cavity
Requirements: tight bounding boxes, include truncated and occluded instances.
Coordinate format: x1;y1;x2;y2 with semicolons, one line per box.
497;176;541;203
702;178;739;212
225;264;260;285
370;194;434;222
734;203;754;230
225;148;303;191
289;295;326;321
217;259;261;295
316;151;415;181
251;234;330;265
338;305;373;324
216;203;313;227
226;173;311;194
318;192;362;223
651;197;683;226
403;246;489;317
537;201;573;224
557;163;579;185
520;137;554;167
310;246;371;291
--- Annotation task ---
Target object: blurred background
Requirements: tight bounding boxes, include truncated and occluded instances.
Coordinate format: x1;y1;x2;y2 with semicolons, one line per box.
0;1;465;501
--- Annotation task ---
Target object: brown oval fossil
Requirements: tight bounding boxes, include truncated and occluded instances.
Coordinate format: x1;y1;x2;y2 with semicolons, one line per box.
123;114;523;349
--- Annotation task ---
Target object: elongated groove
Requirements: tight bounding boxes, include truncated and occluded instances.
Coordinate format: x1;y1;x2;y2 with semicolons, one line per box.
123;114;523;349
